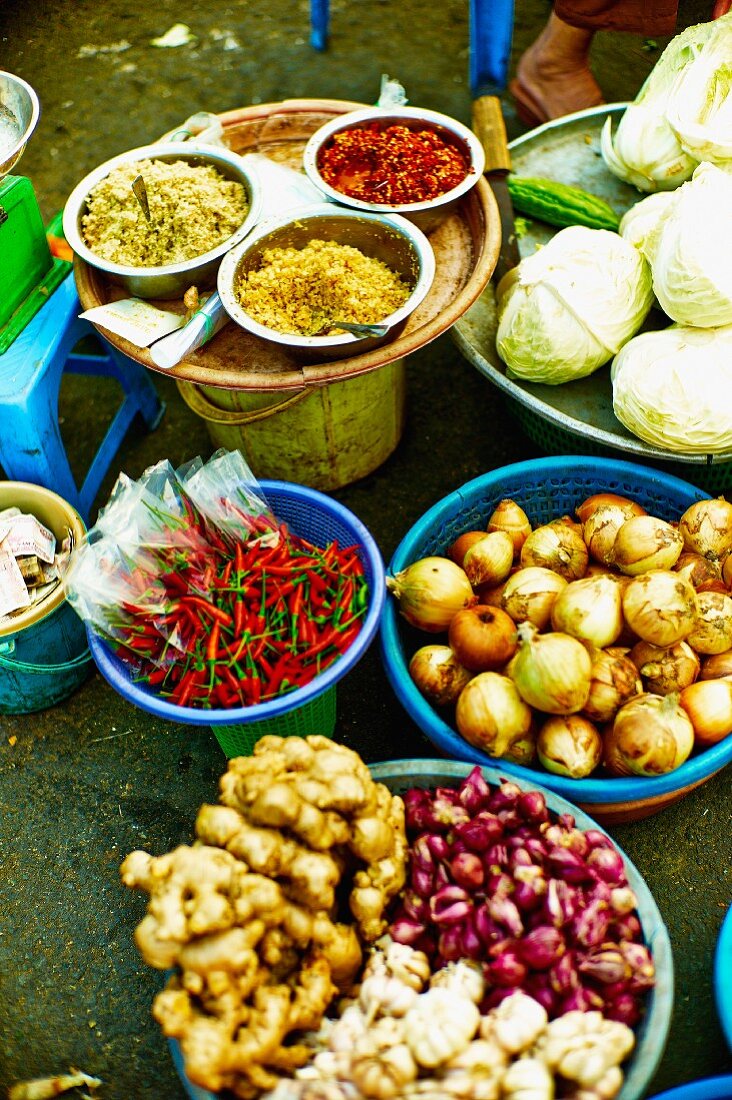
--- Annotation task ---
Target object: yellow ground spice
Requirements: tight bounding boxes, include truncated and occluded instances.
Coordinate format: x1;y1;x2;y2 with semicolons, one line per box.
82;158;249;267
235;237;412;335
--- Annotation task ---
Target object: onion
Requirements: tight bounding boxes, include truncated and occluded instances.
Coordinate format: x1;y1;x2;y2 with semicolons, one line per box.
455;672;533;758
386;556;474;632
612;515;684;575
448;605;518;672
605;693;695;776
722;552;732;588
674;551;722;590
679;497;732;561
536;715;603;778
700;651;732;680
686;590;732;655
576;492;646;525
622;570;698;647
502;730;538;766
463;531;515;587
680;678;732;746
509;623;592;715
408;644;474;706
550;574;624;649
499;566;567;629
582;647;642;724
447;530;487;568
583;505;639;566
629;639;700;695
520;523;588;581
487;498;532;558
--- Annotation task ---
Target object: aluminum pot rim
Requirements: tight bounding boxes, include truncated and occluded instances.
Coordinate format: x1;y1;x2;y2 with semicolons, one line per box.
61;141;263;278
0;69;40;174
302;104;486;215
216;202;436;350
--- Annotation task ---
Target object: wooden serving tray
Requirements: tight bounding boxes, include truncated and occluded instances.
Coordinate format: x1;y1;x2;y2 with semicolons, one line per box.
73;98;500;392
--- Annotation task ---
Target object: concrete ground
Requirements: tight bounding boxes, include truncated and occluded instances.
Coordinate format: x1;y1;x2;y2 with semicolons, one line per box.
1;1;730;1098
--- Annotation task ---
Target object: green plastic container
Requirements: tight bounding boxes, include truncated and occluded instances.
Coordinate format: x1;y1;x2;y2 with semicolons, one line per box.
0;481;92;713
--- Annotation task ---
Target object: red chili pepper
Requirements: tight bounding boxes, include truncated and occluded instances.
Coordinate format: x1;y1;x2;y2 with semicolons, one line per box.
233;598;246;637
179;596;233;627
235;541;245;575
206;620;221;664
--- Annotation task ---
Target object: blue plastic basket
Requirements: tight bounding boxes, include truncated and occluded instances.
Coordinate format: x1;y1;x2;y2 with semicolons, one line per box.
648;1078;732;1100
379;455;732;823
88;479;385;755
168;759;673;1100
715;904;732;1052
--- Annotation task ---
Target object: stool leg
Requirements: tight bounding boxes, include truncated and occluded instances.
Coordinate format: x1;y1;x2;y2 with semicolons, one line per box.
0;380;84;518
67;337;165;431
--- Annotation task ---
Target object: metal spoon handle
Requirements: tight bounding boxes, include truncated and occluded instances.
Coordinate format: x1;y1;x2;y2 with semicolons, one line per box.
324;320;390;338
132;174;152;223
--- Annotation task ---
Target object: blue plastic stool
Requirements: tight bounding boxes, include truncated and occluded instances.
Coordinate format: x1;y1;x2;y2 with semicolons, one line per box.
0;273;165;523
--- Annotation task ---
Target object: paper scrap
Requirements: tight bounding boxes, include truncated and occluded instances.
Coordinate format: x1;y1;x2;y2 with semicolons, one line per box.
0;549;31;617
151;24;196;48
4;514;56;564
80;299;185;348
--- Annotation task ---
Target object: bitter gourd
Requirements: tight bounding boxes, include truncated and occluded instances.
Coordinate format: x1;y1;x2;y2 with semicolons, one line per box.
506;176;620;232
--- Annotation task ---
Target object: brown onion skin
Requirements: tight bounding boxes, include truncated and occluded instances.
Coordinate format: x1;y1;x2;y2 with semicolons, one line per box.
606;693;694;776
700;652;732;680
447;530;488;568
629;640;700;696
537;714;603;778
409;645;474;707
487;499;532;558
583;648;642;724
674;551;722;590
687;590;732;655
448;605;518;672
576;492;646;525
679;497;732;561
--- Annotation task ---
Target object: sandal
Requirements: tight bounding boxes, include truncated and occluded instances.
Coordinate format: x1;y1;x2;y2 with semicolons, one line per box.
509;79;550;128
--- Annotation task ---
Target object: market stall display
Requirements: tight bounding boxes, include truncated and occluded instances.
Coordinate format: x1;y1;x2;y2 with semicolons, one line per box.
216;204;435;358
302;104;485;231
71;99;500;391
124;749;672;1100
378;454;732;825
63;451;385;757
62;143;262;300
451;105;732;492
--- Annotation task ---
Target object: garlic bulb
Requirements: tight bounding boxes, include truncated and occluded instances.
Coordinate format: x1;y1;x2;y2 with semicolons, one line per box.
501;1057;554;1100
487;991;548;1055
428;959;485;1004
403;987;480;1067
351;1042;417;1099
359;973;419;1020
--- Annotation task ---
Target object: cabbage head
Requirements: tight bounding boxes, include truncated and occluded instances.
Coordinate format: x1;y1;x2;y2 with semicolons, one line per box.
612;323;732;454
645;161;732;326
665;12;732;165
495;226;654;385
618;191;677;259
600;20;719;191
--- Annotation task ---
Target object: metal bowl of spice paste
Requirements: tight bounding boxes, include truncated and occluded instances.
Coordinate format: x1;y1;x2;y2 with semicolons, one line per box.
302;105;485;233
217;203;436;360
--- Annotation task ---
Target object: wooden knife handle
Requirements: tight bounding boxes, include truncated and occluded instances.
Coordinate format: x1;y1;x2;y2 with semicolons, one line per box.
472;95;512;175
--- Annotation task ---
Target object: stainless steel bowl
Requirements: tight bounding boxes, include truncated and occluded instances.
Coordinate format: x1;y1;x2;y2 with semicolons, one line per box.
217;203;436;359
0;70;40;179
302;105;485;233
62;143;263;300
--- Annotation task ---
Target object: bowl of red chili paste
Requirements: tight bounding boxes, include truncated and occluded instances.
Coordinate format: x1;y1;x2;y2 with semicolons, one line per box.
303;105;485;232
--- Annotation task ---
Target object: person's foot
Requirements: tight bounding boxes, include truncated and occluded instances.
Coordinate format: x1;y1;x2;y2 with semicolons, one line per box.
512;13;605;125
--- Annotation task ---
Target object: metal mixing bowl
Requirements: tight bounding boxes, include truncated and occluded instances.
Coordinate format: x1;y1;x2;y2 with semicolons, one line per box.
62;142;262;300
302;105;485;233
0;70;40;179
217;203;436;358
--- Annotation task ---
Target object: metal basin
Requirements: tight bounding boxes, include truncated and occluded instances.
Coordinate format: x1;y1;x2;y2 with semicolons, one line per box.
62;142;262;300
0;70;40;179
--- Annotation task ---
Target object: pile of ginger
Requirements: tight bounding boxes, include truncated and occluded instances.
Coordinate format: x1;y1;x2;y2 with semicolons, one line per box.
120;736;407;1099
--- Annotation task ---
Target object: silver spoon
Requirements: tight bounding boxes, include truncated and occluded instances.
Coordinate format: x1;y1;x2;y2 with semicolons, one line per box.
131;174;152;224
310;319;390;339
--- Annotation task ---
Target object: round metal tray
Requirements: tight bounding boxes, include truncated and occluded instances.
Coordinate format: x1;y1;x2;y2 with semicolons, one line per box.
452;103;732;472
74;98;500;392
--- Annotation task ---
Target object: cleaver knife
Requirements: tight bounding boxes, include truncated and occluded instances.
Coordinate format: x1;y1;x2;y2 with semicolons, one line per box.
472;94;522;288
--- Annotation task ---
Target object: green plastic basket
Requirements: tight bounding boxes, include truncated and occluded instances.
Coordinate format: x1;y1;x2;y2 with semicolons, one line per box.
507;398;732;496
211;684;337;758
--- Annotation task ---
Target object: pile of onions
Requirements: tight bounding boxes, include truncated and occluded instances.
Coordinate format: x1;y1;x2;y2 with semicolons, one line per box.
389;491;732;780
389;767;655;1025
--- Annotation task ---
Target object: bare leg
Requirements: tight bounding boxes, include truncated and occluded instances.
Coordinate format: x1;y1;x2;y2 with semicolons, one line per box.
511;12;605;125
